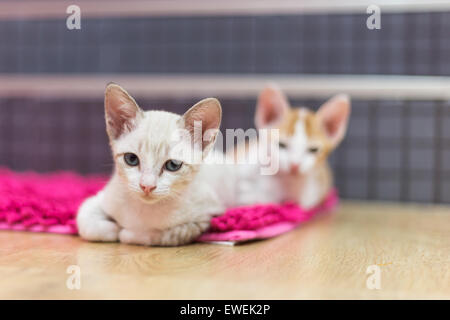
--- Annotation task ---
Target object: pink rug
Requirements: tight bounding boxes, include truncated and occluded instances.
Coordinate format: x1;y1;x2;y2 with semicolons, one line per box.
0;168;337;243
197;189;337;243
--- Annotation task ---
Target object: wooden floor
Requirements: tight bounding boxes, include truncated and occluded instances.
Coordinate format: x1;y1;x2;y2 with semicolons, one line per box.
0;201;449;299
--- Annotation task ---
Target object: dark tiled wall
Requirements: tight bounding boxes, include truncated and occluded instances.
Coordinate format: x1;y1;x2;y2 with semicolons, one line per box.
1;97;449;203
1;11;449;204
0;12;449;75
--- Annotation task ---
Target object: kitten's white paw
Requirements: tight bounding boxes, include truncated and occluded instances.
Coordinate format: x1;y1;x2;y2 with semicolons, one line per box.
118;229;135;244
158;221;210;246
77;195;120;242
79;219;120;242
119;229;155;246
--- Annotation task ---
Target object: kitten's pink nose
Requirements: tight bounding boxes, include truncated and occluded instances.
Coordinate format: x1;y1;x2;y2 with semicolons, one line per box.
290;163;299;173
140;184;156;194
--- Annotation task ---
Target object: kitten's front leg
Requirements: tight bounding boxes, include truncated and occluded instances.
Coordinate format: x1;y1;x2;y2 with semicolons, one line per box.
77;194;120;242
157;220;210;246
118;229;157;246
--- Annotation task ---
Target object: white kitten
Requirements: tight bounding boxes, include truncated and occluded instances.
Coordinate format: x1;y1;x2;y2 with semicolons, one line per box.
77;83;232;246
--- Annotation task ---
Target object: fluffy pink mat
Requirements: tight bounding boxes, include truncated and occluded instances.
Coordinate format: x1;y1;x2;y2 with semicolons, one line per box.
0;168;338;244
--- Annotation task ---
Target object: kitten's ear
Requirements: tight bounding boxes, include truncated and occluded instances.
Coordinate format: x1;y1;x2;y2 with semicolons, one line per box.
104;83;143;140
317;94;351;147
182;98;222;152
255;84;290;128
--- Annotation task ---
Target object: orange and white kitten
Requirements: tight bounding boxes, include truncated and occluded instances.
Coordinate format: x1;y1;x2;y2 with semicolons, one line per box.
77;84;231;246
234;85;350;209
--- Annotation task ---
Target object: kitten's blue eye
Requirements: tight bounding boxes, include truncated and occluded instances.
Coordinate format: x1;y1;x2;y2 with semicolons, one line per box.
164;159;183;172
124;153;139;166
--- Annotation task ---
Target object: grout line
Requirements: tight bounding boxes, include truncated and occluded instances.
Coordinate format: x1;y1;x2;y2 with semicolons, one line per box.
433;100;443;203
400;102;411;202
1;74;450;100
1;0;450;20
367;101;379;200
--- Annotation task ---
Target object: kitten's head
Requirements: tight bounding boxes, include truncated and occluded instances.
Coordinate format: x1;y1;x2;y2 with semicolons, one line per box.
255;84;350;175
105;83;222;203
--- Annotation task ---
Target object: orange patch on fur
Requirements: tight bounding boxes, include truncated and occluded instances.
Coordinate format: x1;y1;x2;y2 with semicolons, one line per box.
277;107;333;159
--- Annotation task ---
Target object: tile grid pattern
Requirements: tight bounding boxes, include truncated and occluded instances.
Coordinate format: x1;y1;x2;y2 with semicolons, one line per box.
0;97;449;203
0;12;450;75
1;11;449;203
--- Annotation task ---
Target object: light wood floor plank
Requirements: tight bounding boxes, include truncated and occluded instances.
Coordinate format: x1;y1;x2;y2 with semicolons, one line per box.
0;201;448;299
